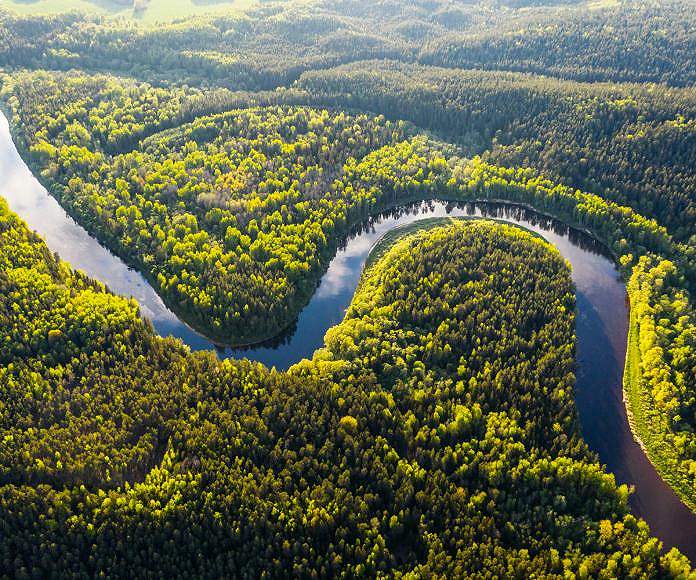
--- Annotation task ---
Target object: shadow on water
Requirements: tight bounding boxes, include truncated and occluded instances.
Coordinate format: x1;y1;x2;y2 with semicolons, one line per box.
0;111;694;559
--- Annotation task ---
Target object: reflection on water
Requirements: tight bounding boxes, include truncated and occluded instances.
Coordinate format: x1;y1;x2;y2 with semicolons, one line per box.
0;110;694;559
0;113;183;327
223;199;614;368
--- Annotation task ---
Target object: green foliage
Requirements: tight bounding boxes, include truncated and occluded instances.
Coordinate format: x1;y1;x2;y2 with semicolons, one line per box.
0;0;694;569
295;61;696;239
1;1;694;88
1;202;690;576
2;70;436;342
417;1;695;86
2;65;694;512
444;161;696;509
8;68;692;336
625;256;696;510
0;198;192;489
2;64;694;510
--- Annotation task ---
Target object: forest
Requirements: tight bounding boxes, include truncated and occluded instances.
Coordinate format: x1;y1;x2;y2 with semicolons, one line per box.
1;1;694;87
1;202;692;576
295;61;696;240
0;0;694;576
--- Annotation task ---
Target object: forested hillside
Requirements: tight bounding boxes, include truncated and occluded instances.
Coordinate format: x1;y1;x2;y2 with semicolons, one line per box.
1;61;694;516
2;70;431;342
1;201;692;576
1;1;693;86
295;61;696;240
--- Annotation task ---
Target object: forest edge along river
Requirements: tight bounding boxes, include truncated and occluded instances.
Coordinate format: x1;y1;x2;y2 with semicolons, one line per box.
0;111;694;559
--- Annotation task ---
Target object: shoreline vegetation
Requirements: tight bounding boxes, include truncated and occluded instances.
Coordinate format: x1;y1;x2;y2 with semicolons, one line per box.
624;273;696;515
365;216;696;517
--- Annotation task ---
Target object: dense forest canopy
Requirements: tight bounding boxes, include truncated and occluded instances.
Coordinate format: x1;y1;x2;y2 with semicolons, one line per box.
295;61;696;240
3;70;436;342
1;204;692;576
1;0;695;87
0;0;694;575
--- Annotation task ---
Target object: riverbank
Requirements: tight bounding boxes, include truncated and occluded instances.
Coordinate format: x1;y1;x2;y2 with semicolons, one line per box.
0;100;620;348
372;216;695;520
362;214;549;274
624;303;696;514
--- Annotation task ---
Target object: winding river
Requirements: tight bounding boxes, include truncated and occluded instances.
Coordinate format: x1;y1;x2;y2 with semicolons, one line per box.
0;112;694;559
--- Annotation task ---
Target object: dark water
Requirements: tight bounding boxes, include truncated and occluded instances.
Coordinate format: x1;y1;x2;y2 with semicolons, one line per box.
0;112;693;559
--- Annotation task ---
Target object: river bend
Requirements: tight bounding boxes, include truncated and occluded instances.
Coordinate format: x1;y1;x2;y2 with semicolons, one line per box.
0;112;693;558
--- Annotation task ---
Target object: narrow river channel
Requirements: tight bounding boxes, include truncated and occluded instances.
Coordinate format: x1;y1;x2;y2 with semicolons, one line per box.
0;112;693;559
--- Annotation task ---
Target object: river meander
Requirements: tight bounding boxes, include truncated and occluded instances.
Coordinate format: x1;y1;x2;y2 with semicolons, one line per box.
0;111;693;558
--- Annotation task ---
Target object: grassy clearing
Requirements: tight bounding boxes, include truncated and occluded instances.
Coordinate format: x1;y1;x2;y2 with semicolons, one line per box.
587;0;620;10
3;0;256;23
